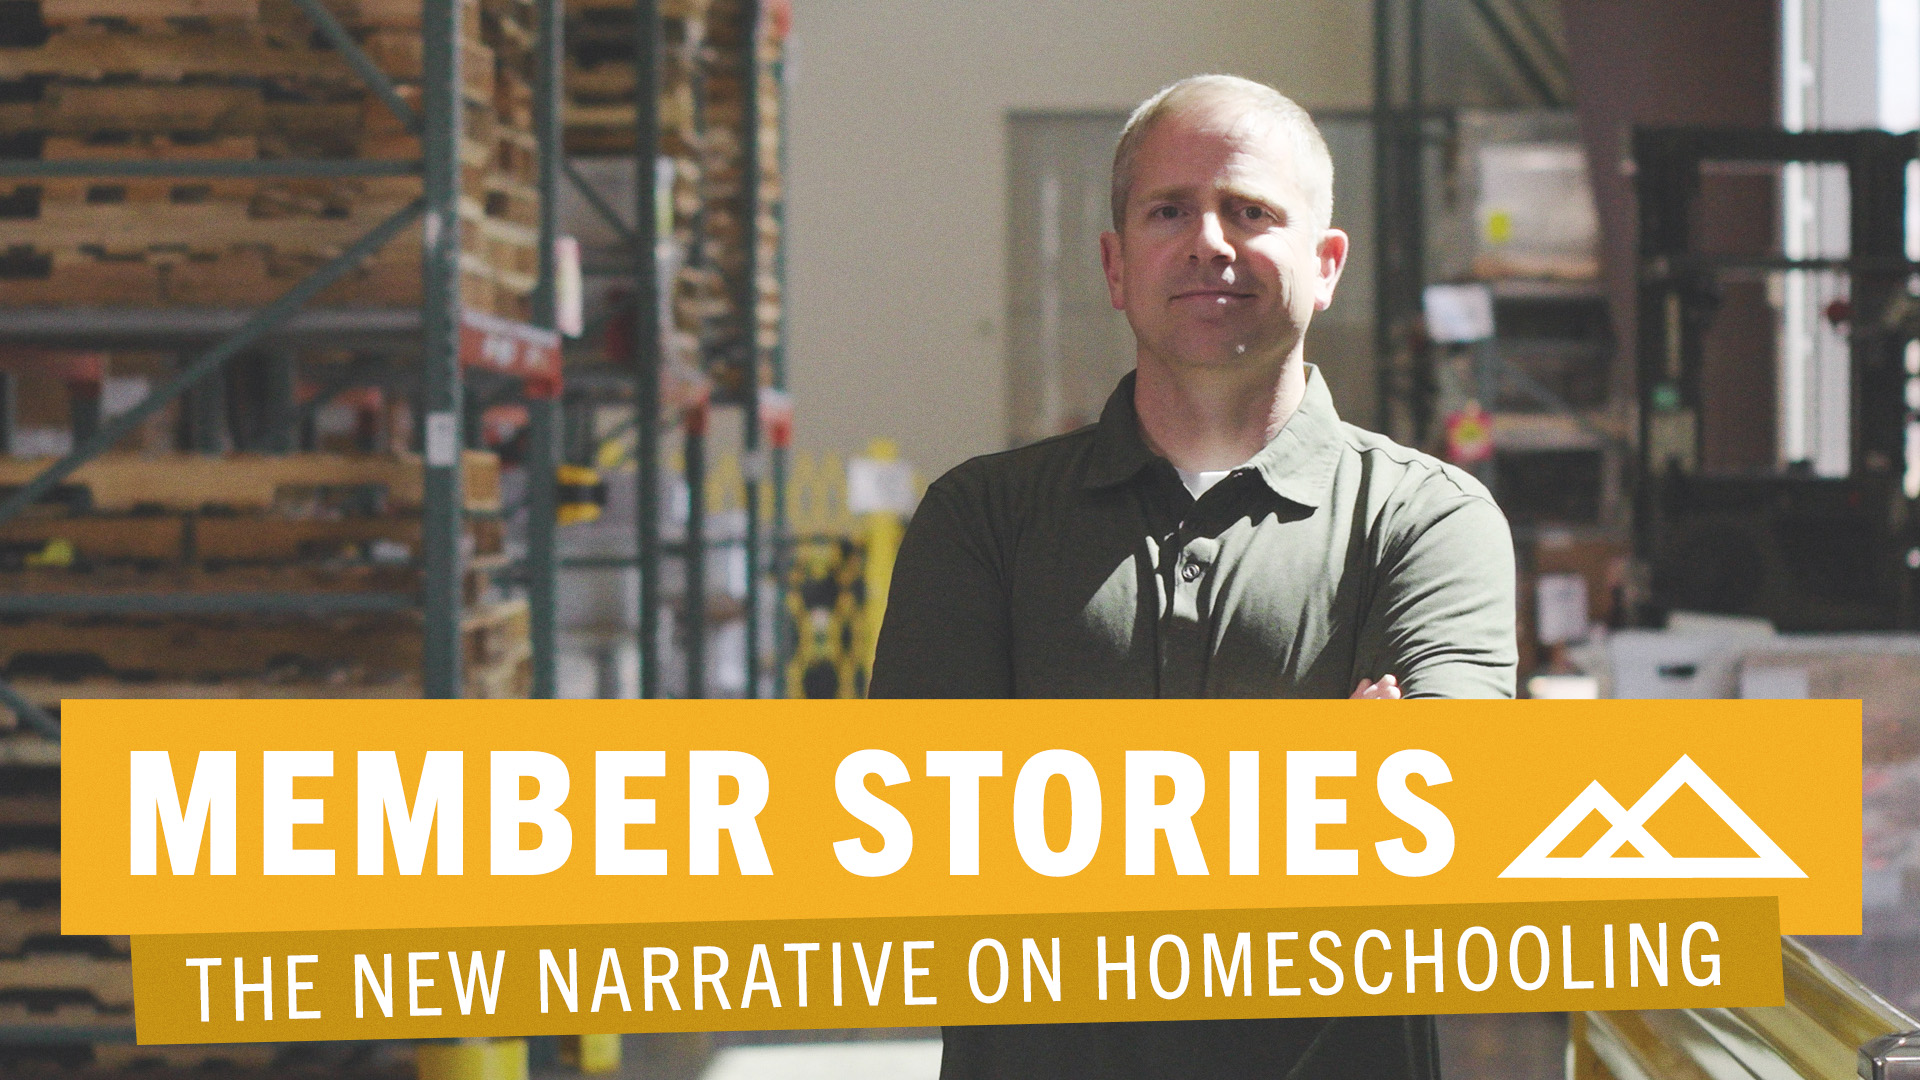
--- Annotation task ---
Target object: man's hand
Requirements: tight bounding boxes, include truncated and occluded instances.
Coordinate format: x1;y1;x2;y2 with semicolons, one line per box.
1351;674;1402;699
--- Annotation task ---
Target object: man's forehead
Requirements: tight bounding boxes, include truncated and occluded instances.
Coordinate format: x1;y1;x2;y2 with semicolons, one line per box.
1131;109;1308;204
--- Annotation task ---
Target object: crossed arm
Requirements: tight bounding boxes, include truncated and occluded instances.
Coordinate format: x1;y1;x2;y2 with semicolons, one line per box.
1351;674;1402;700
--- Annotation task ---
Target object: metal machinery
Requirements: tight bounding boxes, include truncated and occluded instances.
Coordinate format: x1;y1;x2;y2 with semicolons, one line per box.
1633;128;1920;630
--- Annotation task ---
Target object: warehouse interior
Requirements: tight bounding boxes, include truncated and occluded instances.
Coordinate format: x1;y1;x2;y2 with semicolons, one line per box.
1;0;1919;1074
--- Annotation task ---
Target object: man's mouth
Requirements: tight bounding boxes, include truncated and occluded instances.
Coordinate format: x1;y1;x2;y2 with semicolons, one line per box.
1171;289;1256;303
1167;288;1259;305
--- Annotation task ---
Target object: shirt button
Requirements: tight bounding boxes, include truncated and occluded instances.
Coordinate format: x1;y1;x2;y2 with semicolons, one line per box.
1181;561;1204;582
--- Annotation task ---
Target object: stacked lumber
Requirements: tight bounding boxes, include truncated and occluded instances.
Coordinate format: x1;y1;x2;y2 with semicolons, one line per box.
0;0;541;320
686;0;782;403
0;450;534;708
559;0;703;156
0;731;420;1075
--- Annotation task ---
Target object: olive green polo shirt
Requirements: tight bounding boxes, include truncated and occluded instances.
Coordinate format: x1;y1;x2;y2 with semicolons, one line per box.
871;365;1516;699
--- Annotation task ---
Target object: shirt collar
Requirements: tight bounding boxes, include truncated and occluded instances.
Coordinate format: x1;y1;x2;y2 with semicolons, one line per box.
1081;364;1347;510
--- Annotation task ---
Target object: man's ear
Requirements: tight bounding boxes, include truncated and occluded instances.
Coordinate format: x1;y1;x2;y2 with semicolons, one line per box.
1313;227;1349;312
1099;229;1126;311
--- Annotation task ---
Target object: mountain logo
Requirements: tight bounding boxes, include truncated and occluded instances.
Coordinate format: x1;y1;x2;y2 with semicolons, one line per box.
1500;755;1805;879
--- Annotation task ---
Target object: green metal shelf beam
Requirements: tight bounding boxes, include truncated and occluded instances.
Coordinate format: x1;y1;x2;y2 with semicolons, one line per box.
632;0;663;698
0;593;419;615
418;0;464;698
563;157;642;252
740;0;764;698
0;680;58;739
288;0;421;132
527;0;563;697
0;160;419;179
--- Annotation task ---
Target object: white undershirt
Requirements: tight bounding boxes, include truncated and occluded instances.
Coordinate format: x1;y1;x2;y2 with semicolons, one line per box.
1176;467;1233;500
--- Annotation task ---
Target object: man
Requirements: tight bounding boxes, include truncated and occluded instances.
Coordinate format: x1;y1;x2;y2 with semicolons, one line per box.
871;75;1514;1078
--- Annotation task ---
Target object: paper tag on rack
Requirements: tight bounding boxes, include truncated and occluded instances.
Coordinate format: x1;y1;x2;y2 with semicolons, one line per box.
424;411;459;468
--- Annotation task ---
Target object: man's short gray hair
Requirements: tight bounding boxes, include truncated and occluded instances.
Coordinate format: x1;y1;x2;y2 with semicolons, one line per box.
1110;75;1334;233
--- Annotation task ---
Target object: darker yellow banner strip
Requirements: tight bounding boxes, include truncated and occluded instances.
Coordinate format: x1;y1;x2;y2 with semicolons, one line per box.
131;896;1781;1044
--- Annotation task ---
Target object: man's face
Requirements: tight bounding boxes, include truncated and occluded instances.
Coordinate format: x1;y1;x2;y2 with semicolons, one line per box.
1099;102;1348;375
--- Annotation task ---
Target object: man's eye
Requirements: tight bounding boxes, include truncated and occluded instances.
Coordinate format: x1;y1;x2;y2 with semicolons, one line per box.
1150;205;1181;219
1241;205;1270;221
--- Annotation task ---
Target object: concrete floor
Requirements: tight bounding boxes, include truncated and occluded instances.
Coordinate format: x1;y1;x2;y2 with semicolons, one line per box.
599;1016;1572;1080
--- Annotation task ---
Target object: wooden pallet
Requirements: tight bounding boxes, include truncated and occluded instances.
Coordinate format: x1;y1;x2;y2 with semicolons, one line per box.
0;596;527;679
0;452;501;514
0;514;506;566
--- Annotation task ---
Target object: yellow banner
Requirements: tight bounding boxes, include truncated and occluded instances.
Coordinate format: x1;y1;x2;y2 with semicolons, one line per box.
61;699;1860;936
131;897;1782;1043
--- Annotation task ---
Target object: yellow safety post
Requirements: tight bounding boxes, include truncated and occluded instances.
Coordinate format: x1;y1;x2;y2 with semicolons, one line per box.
786;538;865;698
558;1034;623;1074
416;1038;528;1080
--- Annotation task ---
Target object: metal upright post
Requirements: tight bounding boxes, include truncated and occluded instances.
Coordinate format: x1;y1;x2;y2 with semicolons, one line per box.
420;0;466;698
769;50;791;698
1372;0;1426;440
633;0;663;697
261;350;297;454
527;0;563;698
186;365;222;453
740;0;763;697
684;418;706;697
0;371;13;456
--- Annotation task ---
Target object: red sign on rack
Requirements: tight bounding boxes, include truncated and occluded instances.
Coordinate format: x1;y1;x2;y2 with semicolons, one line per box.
458;309;562;398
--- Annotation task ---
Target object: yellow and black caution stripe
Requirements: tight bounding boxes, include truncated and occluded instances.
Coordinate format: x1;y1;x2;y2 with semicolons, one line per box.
556;465;607;527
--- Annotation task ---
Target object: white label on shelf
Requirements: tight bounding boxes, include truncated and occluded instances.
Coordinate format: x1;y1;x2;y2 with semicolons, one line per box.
847;458;917;516
425;411;460;467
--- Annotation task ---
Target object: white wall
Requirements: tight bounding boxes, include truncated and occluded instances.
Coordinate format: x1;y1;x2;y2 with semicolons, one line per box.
783;0;1371;479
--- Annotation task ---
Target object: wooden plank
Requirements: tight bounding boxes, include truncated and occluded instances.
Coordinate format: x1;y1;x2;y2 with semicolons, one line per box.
0;88;361;138
193;515;507;561
0;851;58;883
35;133;260;203
40;0;262;26
0;452;501;513
1;636;531;703
0;513;505;565
0;900;60;955
0;198;421;255
0;796;58;827
0;605;526;680
0;254;166;306
0;955;133;1008
0;30;355;81
0;516;182;563
96;1044;279;1070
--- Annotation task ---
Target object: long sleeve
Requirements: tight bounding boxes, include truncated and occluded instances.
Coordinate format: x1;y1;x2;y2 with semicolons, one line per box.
1357;486;1518;700
869;474;1015;698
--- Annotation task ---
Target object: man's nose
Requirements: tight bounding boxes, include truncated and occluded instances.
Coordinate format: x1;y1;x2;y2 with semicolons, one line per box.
1189;211;1234;262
